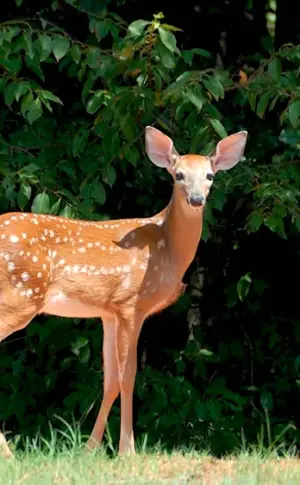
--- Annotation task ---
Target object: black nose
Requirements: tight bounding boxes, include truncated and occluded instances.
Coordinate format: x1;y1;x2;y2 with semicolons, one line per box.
190;195;206;207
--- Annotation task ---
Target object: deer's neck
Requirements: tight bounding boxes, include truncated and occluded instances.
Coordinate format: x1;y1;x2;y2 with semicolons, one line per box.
162;185;204;280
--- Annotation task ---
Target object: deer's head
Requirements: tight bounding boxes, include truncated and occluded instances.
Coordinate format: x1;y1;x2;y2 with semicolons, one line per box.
145;126;247;209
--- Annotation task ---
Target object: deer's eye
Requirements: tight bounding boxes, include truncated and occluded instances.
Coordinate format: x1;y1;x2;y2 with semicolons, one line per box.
207;173;214;181
176;172;184;181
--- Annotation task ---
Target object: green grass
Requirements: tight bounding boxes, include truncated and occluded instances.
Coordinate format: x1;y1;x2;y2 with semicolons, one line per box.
2;447;300;484
1;420;300;485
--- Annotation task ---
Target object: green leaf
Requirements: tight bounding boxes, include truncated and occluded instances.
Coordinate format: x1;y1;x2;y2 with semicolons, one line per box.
3;26;20;42
86;91;105;115
26;98;43;124
181;50;193;66
31;192;50;214
268;58;282;82
14;83;29;102
4;83;18;105
72;130;89;157
158;27;177;53
94;20;110;41
257;92;271;118
184;90;203;111
121;115;139;141
21;92;33;117
39;90;63;105
90;180;106;205
191;47;211;58
79;344;91;364
237;273;252;301
209;118;228;138
160;23;183;32
199;348;213;357
26;56;45;81
70;44;81;64
265;214;286;238
52;36;70;62
24;31;34;59
247;211;264;232
39;34;52;62
17;183;32;210
156;41;175;69
128;20;150;37
103;165;116;186
59;204;74;218
202;76;224;100
71;336;88;356
15;0;23;5
49;199;61;214
288;100;300;128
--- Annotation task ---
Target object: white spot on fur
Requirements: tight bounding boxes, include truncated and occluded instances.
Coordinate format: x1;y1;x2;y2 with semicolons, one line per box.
123;273;131;289
10;235;19;243
157;239;166;249
32;256;38;263
8;262;15;272
21;272;30;281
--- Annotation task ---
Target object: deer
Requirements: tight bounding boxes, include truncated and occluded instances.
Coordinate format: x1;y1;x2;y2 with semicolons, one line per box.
0;126;247;458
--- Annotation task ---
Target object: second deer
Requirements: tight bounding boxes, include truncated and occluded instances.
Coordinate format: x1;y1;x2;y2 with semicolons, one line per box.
0;125;247;457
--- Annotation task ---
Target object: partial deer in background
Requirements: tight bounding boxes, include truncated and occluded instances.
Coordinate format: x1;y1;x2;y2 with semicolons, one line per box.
0;126;247;457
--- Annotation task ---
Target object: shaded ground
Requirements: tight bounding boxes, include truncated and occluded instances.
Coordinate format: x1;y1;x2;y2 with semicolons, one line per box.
1;451;300;484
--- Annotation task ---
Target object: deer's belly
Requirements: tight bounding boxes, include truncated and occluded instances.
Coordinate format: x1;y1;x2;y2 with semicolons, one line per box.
40;290;110;319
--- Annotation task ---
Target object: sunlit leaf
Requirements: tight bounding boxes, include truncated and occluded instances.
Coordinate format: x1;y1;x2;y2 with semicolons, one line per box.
128;19;150;37
52;35;70;62
26;98;43;124
31;192;50;214
209;118;228;138
158;27;177;53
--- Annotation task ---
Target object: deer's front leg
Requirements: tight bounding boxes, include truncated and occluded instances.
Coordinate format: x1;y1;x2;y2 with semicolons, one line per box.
116;312;144;455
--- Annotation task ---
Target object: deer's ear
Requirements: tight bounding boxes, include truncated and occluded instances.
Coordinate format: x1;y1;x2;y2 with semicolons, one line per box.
210;131;248;173
145;126;178;168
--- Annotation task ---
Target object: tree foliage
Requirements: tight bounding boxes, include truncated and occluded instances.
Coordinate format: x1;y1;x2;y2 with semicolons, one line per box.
0;0;300;455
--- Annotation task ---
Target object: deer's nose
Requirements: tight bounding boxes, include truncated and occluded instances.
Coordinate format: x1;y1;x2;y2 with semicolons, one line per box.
190;194;206;207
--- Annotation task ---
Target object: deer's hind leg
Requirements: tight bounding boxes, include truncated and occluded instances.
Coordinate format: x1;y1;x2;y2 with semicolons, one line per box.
0;287;40;458
86;314;120;451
